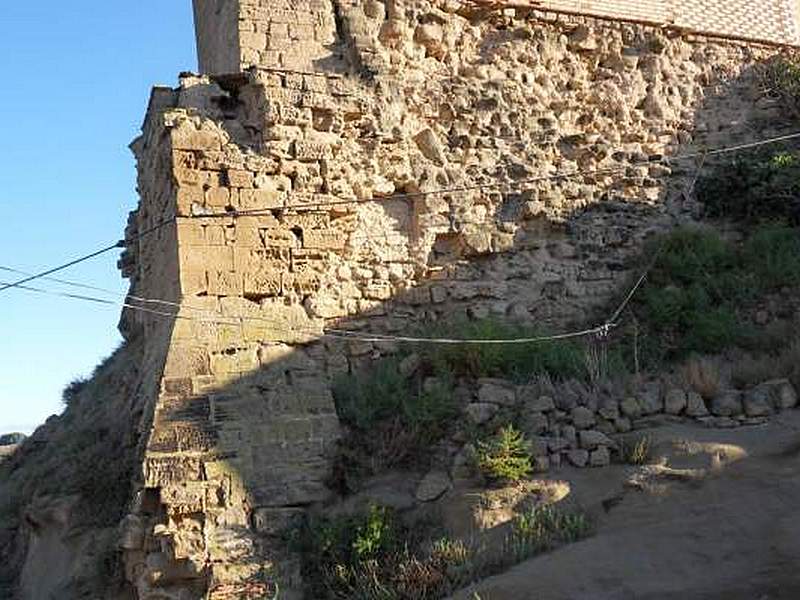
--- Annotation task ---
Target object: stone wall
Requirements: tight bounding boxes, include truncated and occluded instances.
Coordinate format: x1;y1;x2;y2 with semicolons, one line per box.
120;2;797;598
192;0;344;74
193;0;242;74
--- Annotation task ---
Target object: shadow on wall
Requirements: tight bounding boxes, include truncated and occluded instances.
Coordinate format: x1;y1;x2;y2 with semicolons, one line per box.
127;21;800;600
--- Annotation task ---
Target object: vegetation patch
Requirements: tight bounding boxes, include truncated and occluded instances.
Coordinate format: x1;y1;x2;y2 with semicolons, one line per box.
295;503;591;600
625;224;800;362
761;54;800;120
476;426;533;484
420;319;592;382
696;148;800;225
332;361;459;482
504;505;592;564
619;435;653;466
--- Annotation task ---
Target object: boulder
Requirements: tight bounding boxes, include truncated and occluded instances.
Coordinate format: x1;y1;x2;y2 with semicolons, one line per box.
477;379;516;406
759;379;799;411
548;437;570;453
638;383;663;415
742;387;773;417
686;392;709;417
531;436;550;457
598;399;620;420
567;449;590;468
465;403;498;424
416;470;452;502
579;430;614;450
561;425;577;445
711;390;744;417
528;395;556;412
620;397;642;418
614;417;633;433
590;447;611;467
522;412;549;435
571;406;596;430
664;389;688;415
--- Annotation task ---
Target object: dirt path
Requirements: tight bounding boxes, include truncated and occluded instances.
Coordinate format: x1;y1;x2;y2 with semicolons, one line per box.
451;414;800;600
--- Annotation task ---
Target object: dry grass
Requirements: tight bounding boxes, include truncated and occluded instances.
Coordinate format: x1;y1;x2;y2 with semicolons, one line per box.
681;356;724;400
731;353;778;389
731;339;800;389
777;339;800;389
620;435;654;466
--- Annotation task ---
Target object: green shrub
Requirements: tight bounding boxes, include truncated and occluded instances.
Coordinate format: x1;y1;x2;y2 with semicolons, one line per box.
696;148;800;225
332;364;459;479
628;225;800;362
295;502;591;600
296;507;479;599
333;360;412;431
761;55;800;118
353;505;395;560
61;377;89;407
422;319;589;382
476;426;533;483
740;224;800;289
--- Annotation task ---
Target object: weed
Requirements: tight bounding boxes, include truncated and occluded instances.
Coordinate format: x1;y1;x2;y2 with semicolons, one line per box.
504;505;592;564
333;360;413;431
353;505;395;560
421;319;589;383
296;502;591;600
620;435;653;465
476;426;533;484
297;507;479;600
740;224;800;289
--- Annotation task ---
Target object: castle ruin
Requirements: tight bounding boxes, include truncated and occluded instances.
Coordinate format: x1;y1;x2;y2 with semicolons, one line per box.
10;1;800;598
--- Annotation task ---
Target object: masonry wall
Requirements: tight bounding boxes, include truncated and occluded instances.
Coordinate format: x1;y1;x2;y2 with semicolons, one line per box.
121;3;796;598
193;0;242;74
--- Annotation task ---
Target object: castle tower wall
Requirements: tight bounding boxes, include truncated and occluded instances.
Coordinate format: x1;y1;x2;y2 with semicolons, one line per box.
120;2;798;598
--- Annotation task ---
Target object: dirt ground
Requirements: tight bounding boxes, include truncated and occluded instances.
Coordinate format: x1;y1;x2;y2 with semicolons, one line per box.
449;412;800;600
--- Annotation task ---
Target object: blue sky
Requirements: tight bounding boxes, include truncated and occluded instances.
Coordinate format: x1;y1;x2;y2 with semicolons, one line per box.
0;3;197;434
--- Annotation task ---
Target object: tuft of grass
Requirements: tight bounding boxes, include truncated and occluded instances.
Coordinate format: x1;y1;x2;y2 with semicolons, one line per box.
681;355;724;400
620;435;653;465
295;503;591;600
504;505;592;563
476;426;533;484
740;224;800;289
295;507;477;599
420;319;592;383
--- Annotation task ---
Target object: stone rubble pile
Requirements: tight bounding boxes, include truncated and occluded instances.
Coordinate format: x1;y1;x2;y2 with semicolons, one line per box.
454;375;799;473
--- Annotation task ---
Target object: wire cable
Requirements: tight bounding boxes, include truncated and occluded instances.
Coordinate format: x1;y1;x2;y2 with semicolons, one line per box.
0;217;176;296
188;130;800;219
